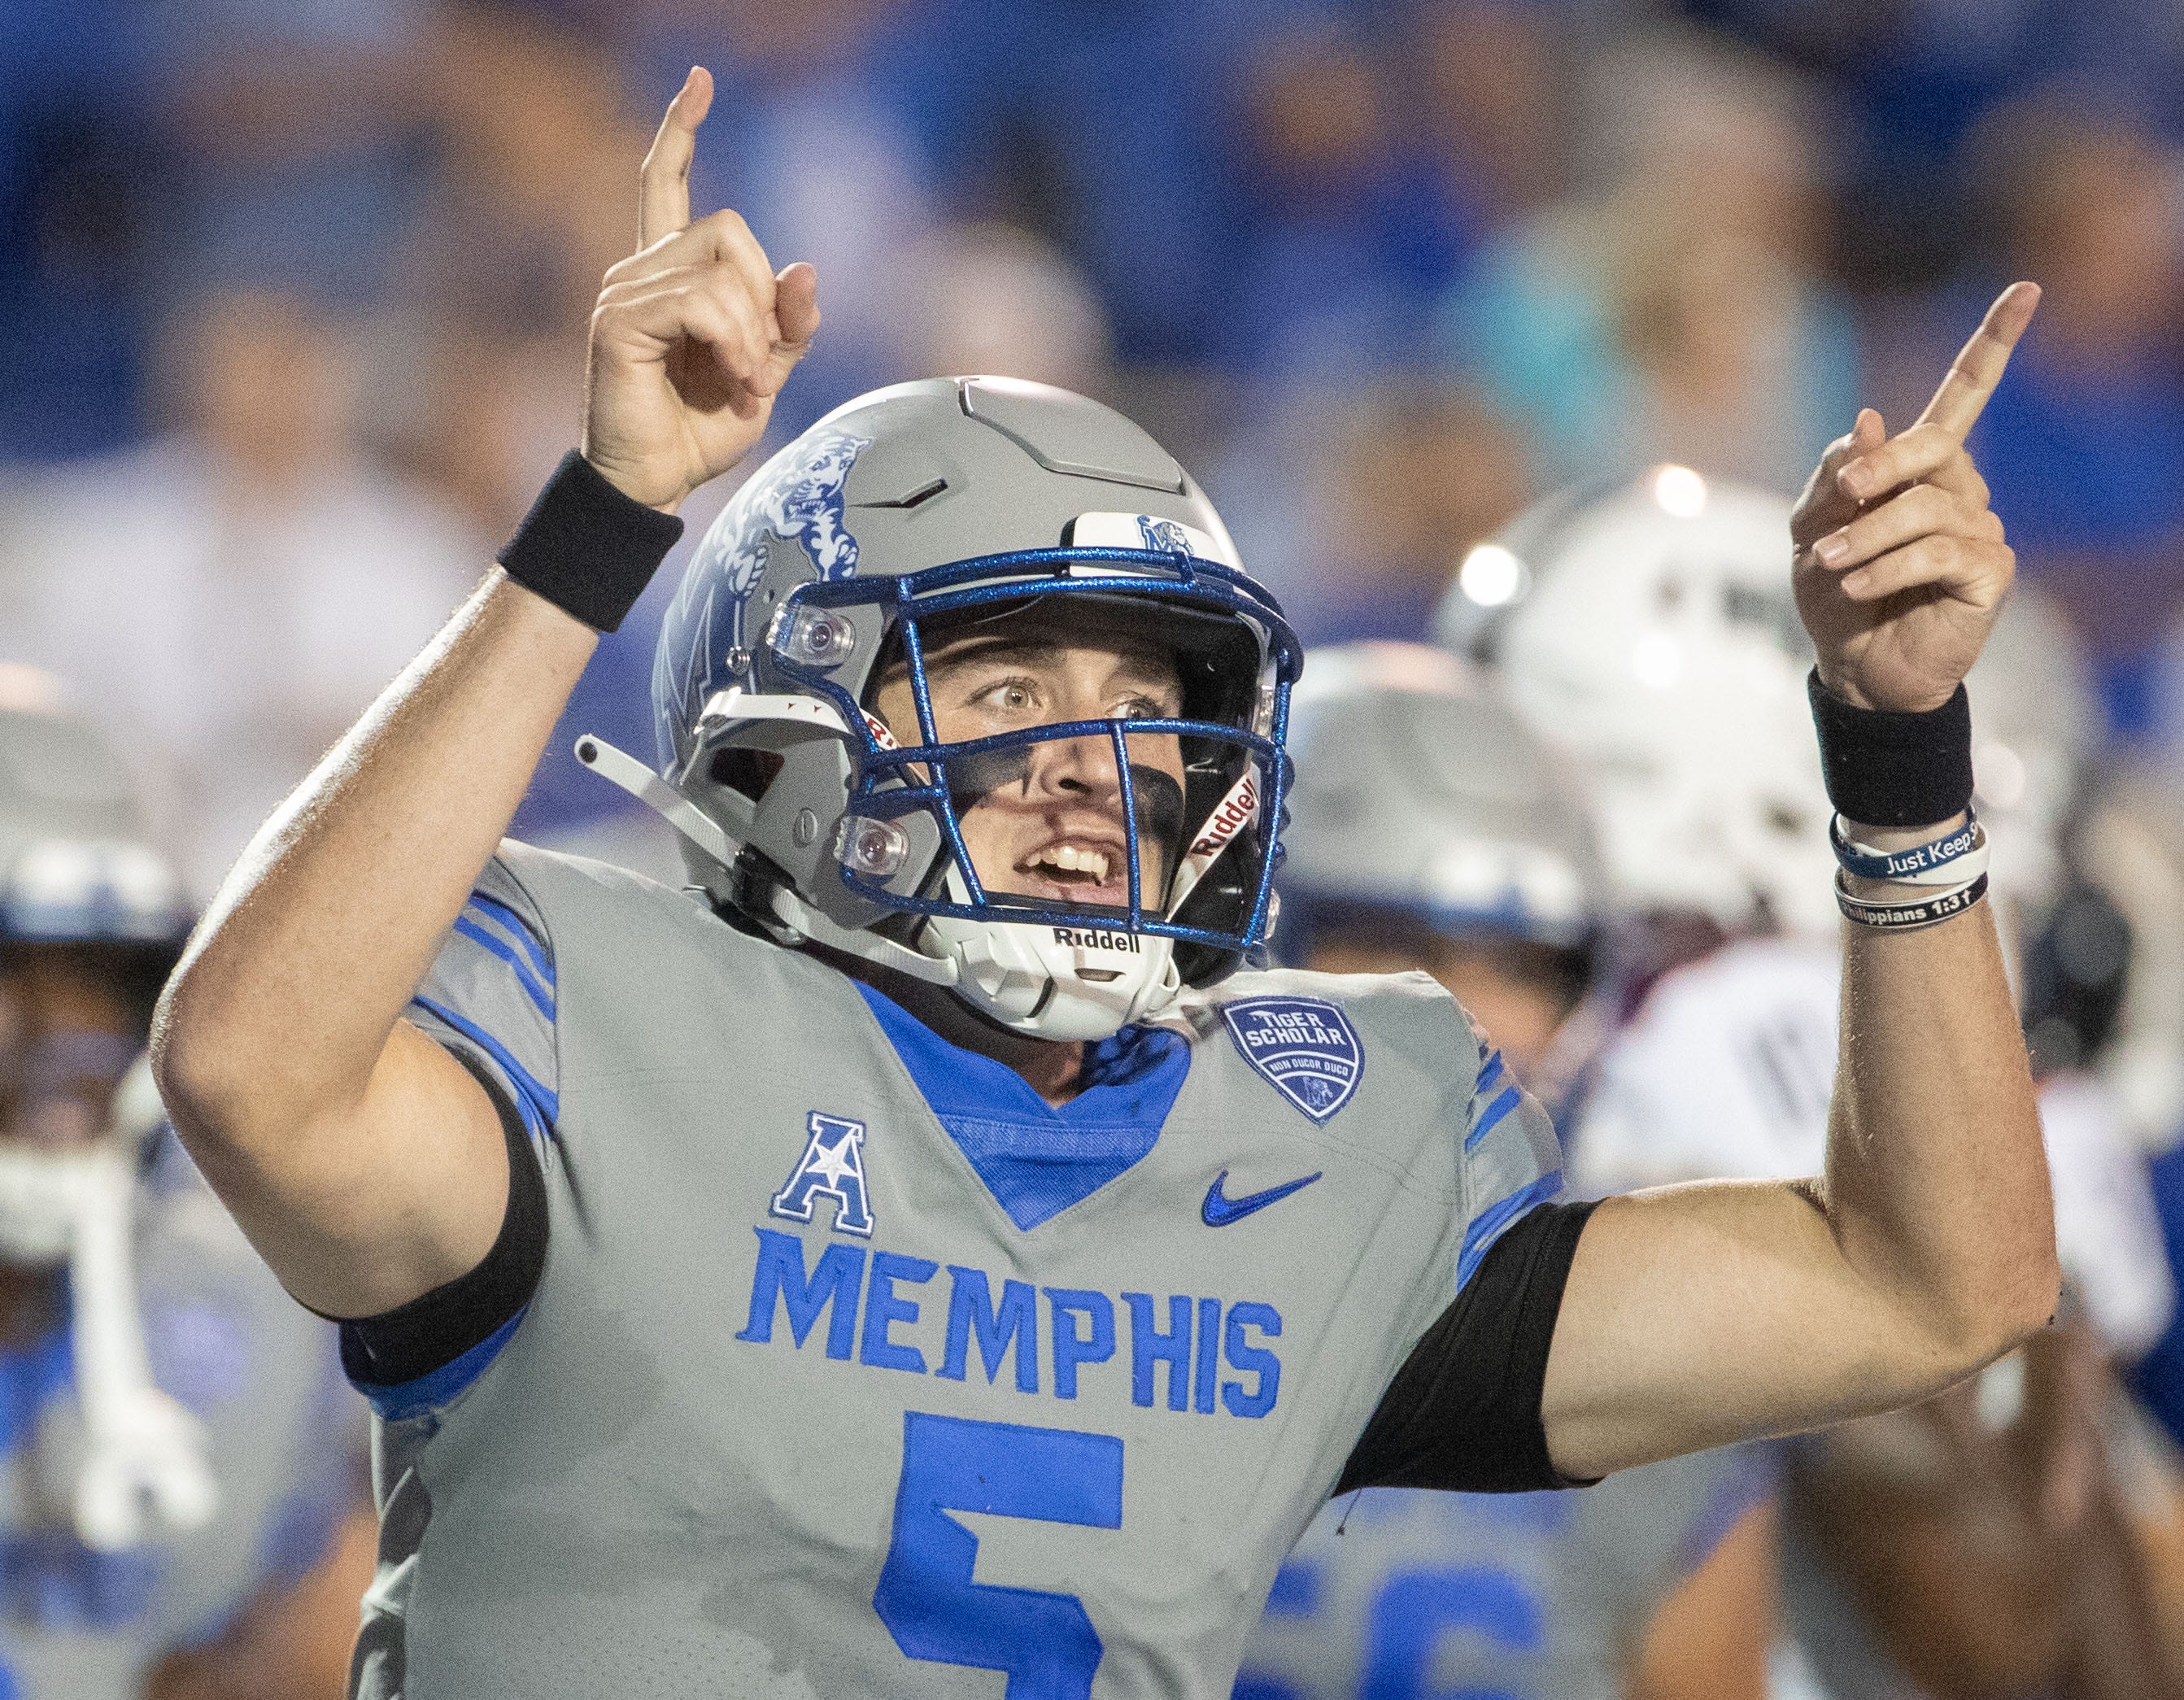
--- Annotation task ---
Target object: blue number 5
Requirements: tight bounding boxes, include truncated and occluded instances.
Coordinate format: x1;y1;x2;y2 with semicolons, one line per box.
875;1411;1124;1699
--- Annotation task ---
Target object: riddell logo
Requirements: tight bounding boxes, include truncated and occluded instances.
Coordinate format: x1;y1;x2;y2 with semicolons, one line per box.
1053;926;1141;953
1190;773;1259;857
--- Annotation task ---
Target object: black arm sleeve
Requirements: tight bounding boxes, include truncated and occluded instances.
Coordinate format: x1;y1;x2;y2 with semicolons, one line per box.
1336;1199;1601;1496
334;1053;549;1388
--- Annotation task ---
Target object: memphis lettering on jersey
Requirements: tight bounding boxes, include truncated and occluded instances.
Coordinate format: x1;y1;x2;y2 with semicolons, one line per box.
735;1227;1284;1419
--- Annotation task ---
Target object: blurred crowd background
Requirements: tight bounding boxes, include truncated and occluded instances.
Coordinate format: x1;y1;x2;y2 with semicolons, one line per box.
13;1;2184;1693
15;0;2184;894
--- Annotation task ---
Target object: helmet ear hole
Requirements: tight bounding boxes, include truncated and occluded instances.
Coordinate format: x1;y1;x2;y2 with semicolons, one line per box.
708;747;784;804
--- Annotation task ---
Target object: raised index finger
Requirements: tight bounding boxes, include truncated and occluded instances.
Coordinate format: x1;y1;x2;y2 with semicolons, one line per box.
639;67;713;251
1912;281;2042;444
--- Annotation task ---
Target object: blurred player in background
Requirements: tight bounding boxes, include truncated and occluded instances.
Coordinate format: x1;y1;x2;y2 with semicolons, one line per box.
1449;474;2179;1697
2057;769;2184;1674
2083;771;2184;1453
1774;599;2182;1700
0;671;369;1699
1233;641;1771;1700
1439;469;1842;957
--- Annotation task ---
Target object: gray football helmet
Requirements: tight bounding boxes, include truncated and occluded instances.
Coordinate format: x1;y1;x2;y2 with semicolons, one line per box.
0;687;189;954
1278;642;1605;958
0;678;215;1549
580;378;1301;1040
0;681;190;1249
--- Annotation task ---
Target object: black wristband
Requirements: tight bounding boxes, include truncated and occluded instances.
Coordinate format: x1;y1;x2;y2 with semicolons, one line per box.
497;451;685;633
1807;669;1975;829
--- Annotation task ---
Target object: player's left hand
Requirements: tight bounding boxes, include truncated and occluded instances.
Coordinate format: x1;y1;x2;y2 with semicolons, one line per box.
1790;281;2040;713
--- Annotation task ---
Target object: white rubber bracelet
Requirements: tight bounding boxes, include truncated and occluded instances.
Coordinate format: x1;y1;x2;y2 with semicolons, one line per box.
1831;812;1989;887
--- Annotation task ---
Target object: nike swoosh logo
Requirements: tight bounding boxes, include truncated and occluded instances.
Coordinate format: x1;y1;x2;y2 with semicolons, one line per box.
1202;1169;1323;1227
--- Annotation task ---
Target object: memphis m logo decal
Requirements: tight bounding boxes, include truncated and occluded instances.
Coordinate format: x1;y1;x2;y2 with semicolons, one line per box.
769;1113;875;1236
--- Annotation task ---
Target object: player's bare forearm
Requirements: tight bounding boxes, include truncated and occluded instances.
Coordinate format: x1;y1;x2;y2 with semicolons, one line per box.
1541;1067;2048;1480
1780;1332;2178;1700
1625;1497;1776;1700
1541;284;2059;1478
1541;743;2051;1478
154;68;812;1316
1821;816;2053;1370
2061;1471;2184;1700
153;574;595;1310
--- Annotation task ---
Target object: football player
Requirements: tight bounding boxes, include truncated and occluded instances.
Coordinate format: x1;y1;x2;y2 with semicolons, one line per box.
1457;476;2177;1697
155;68;2056;1698
0;674;368;1698
1233;641;1771;1700
1268;643;1602;1097
2102;774;2184;1456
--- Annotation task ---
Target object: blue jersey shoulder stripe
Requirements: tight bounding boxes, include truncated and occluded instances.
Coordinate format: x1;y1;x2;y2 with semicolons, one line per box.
409;995;560;1127
351;1306;529;1421
499;1071;549;1146
1464;1083;1523;1153
464;891;554;983
1476;1049;1506;1094
451;916;556;1021
1456;1168;1563;1290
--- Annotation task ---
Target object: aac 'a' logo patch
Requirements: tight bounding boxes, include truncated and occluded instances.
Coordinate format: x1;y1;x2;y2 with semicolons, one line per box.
1220;996;1363;1124
769;1112;874;1236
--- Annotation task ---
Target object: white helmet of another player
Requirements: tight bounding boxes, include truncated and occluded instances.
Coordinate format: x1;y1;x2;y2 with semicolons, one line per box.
2015;767;2184;1149
1438;468;1834;936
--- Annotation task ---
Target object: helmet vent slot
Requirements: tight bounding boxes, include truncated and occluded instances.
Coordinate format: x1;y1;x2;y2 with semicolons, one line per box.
858;477;948;511
709;747;784;803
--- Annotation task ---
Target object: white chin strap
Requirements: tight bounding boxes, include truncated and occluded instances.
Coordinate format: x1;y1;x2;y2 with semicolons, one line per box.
917;765;1266;1042
920;870;1184;1042
0;1062;217;1551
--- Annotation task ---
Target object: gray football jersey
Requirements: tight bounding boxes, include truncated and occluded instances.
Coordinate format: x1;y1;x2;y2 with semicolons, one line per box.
1231;1446;1774;1700
0;1144;355;1700
365;840;1563;1699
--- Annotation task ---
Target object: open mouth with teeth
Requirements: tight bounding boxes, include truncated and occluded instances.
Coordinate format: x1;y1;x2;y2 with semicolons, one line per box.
1005;839;1143;909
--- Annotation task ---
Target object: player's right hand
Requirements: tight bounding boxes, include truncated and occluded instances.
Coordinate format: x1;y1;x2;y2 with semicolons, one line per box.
1788;282;2036;716
582;68;820;513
